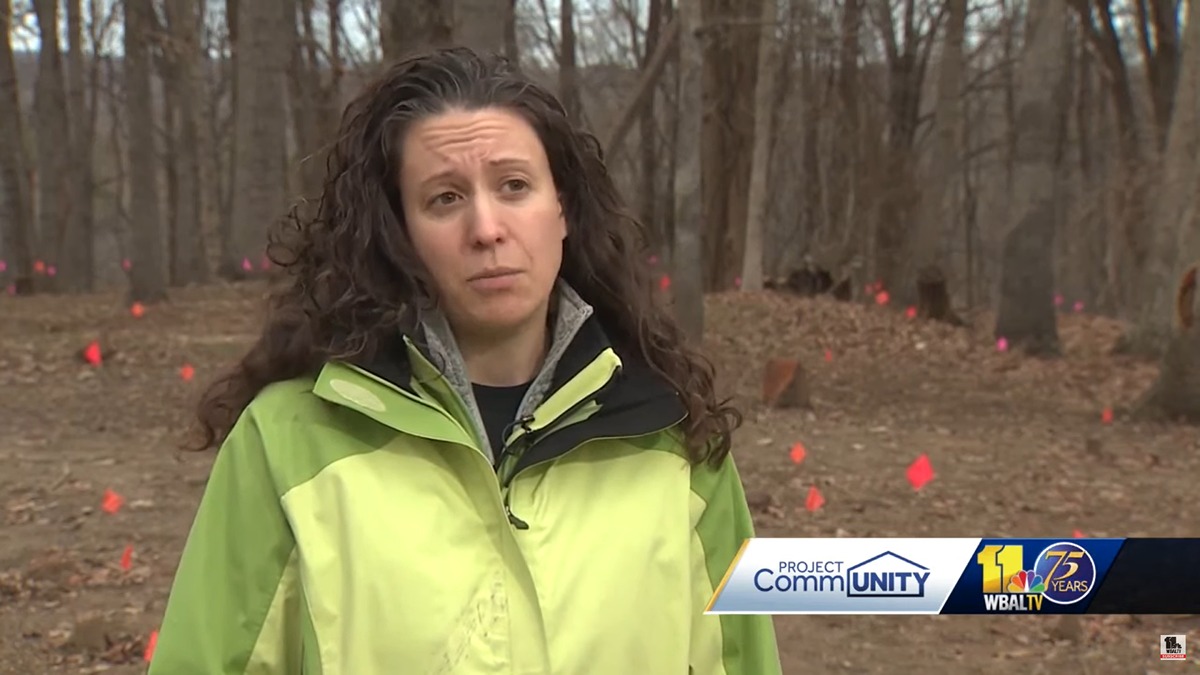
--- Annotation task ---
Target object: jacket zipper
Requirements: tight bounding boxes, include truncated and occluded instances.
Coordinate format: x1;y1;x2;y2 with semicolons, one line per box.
495;366;622;489
495;369;625;529
503;409;688;529
515;410;686;481
497;380;611;530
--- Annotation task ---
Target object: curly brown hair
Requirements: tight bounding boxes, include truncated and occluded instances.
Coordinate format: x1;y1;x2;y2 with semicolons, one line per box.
192;47;742;466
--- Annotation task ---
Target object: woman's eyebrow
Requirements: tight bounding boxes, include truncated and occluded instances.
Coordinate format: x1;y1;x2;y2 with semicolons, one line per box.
419;157;534;188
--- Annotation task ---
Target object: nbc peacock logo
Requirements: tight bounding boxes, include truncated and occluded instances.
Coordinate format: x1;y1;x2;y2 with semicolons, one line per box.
1007;570;1046;594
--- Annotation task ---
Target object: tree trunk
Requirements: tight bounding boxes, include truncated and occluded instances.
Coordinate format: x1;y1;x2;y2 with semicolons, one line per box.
993;0;1070;356
1133;265;1200;421
1067;0;1148;316
164;73;181;282
223;0;289;279
699;0;761;291
504;0;518;62
381;0;452;62
0;0;35;294
166;0;208;285
452;0;508;54
557;0;581;123
898;0;965;310
1122;0;1200;358
32;0;71;290
871;0;931;304
126;0;169;301
673;0;705;342
288;0;323;203
1134;0;1181;154
828;0;861;272
740;0;779;292
63;0;93;291
638;0;665;249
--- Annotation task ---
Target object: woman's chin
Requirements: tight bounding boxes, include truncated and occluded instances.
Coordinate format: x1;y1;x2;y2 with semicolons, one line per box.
452;300;547;337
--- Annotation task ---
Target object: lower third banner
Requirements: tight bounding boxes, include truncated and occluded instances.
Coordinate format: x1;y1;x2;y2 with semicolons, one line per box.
704;538;1200;614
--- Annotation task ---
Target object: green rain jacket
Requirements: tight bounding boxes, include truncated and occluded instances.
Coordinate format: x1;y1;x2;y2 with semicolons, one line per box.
148;282;782;675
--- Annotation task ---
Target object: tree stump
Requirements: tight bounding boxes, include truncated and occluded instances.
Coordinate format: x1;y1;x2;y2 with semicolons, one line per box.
763;265;833;297
916;265;965;326
1135;265;1200;421
762;358;812;409
763;258;851;302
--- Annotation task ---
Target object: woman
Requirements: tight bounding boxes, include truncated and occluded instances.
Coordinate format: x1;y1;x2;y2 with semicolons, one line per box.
149;47;781;674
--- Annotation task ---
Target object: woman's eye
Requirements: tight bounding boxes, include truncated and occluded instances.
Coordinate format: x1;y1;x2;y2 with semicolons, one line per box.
503;179;529;192
432;192;459;207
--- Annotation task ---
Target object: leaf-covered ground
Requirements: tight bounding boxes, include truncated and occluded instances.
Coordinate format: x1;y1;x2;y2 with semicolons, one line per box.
0;282;1196;673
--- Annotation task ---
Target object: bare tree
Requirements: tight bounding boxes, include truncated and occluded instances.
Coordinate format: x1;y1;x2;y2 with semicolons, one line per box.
993;0;1070;355
638;0;667;249
897;0;965;310
454;0;510;53
1133;12;1200;420
1066;0;1181;315
63;0;94;290
740;0;780;292
699;0;763;291
869;0;940;298
126;0;169;301
673;0;705;341
558;0;581;122
165;0;208;285
31;0;72;288
0;0;35;293
223;0;289;278
381;0;451;60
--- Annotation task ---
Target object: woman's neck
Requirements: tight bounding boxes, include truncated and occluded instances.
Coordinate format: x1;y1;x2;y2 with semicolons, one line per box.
456;316;550;387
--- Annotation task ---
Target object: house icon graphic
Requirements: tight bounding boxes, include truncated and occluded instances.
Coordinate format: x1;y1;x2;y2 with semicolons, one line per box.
846;551;931;598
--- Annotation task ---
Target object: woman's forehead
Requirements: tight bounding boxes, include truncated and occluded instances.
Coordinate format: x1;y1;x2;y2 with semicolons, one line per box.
402;109;548;175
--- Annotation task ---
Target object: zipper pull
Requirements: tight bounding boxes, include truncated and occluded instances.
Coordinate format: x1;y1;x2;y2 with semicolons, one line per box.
500;414;537;448
503;487;530;530
506;504;530;530
495;414;537;471
516;414;535;438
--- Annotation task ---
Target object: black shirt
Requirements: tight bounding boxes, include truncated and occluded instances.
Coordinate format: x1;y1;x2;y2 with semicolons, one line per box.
472;381;533;466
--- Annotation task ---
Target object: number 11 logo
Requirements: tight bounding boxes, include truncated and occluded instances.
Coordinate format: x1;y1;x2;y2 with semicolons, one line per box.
978;544;1026;593
979;544;1047;595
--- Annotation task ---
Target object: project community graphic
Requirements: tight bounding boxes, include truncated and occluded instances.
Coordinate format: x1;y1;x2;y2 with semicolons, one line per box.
704;538;1200;615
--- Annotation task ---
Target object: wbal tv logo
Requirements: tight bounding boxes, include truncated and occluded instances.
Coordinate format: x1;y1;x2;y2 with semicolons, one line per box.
977;541;1096;612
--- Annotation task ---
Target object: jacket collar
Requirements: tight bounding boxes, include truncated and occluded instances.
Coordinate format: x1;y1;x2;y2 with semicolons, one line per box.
415;279;595;452
312;280;687;475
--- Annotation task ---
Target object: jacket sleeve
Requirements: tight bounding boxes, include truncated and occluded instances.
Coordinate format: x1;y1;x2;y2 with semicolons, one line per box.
689;453;783;675
148;407;303;674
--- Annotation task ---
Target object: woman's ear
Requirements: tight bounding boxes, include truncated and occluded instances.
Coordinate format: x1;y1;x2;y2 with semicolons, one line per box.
557;194;568;240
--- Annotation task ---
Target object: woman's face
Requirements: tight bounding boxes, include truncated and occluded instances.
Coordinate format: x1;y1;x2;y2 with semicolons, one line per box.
398;106;567;340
